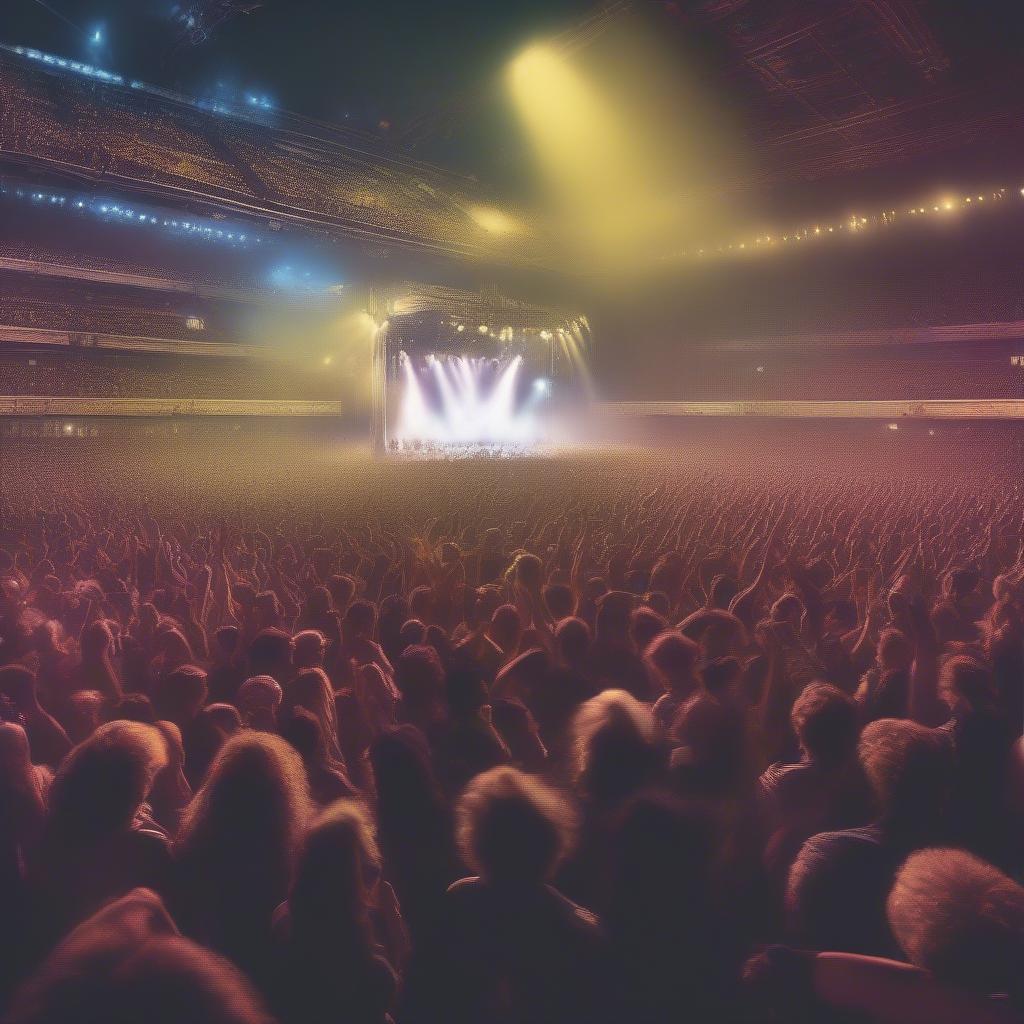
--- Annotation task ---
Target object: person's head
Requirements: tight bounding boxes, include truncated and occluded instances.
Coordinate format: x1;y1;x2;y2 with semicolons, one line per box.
369;725;443;818
253;590;282;626
888;849;1024;1003
792;682;860;766
938;654;994;712
0;663;38;711
572;689;659;803
456;766;574;886
289;800;381;935
945;567;980;604
858;719;953;831
489;604;523;653
595;590;634;645
80;620;114;661
646;630;701;700
150;720;192;825
555;616;591;667
236;674;283;731
398;618;427;652
154;665;208;726
543;583;575;622
876;628;913;672
7;889;272;1024
283;668;341;764
291;630;327;670
679;609;746;660
707;574;738;610
510;552;543;593
304;585;333;619
158;629;194;671
326;574;356;612
246;628;292;683
47;721;167;842
395;644;445;720
0;720;46;830
175;732;311;894
64;689;104;744
343;599;376;639
102;693;157;725
630;607;668;655
280;706;329;767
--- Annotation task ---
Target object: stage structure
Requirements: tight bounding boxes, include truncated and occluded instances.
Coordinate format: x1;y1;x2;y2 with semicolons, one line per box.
368;286;592;455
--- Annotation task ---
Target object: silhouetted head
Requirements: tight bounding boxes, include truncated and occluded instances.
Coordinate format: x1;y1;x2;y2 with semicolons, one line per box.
489;604;523;654
456;766;575;886
154;665;208;726
343;599;376;639
573;689;659;804
938;655;994;712
543;583;575;622
889;849;1024;1003
630;606;668;655
556;616;591;666
645;631;700;698
175;732;311;898
792;682;860;766
290;800;380;936
291;630;327;670
7;889;272;1024
247;628;292;682
858;718;953;831
47;721;167;842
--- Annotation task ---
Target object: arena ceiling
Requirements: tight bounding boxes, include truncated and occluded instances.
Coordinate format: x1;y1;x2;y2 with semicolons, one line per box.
664;0;1024;192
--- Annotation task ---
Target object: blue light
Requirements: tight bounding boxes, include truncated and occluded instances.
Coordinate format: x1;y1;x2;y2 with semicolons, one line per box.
3;183;261;248
92;30;103;44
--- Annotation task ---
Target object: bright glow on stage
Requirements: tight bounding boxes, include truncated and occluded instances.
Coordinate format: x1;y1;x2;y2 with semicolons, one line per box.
394;352;547;451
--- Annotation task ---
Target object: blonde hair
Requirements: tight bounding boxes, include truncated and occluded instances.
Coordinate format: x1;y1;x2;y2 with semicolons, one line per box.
888;848;1024;996
571;689;655;781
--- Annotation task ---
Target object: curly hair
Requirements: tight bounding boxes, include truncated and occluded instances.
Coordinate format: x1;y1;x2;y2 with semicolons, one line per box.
456;766;576;883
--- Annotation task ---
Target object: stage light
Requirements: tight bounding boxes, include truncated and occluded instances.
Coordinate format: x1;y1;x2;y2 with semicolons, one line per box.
533;378;551;395
395;354;535;447
887;423;899;431
478;325;488;334
64;423;73;434
456;324;465;332
322;356;333;366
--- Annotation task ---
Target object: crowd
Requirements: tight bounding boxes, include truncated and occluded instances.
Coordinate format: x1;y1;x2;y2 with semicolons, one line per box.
1;435;1023;1023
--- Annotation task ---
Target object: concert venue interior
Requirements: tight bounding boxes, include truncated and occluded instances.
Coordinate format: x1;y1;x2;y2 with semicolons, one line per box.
2;2;1024;1022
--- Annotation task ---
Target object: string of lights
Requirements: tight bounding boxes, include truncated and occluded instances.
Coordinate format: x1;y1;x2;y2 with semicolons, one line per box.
664;185;1024;264
0;182;263;247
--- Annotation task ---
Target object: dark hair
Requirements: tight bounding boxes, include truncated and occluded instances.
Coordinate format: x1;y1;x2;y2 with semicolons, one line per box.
456;767;574;883
791;682;859;764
